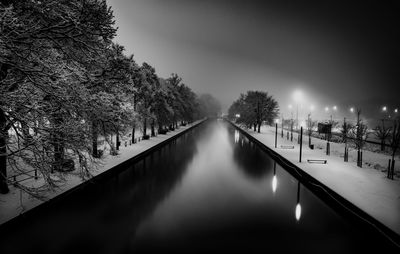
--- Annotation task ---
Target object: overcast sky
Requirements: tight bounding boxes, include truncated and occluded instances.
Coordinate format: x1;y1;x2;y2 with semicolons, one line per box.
107;0;399;124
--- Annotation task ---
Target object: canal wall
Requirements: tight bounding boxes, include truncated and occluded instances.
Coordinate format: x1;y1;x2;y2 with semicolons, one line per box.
0;119;207;228
227;120;400;247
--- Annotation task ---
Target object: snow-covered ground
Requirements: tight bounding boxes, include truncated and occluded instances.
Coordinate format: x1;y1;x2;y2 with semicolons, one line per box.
234;123;400;236
0;120;204;225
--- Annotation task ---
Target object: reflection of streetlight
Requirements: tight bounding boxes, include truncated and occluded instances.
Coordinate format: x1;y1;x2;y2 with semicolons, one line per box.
295;181;301;221
350;107;354;113
272;162;277;193
382;106;387;112
234;130;239;143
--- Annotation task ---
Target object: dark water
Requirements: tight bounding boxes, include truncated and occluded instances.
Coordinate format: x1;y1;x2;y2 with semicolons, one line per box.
0;120;398;253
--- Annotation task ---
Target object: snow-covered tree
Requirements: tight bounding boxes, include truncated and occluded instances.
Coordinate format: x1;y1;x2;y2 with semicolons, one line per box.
374;120;391;151
134;62;159;138
349;109;368;168
228;91;278;133
0;0;116;194
388;119;400;179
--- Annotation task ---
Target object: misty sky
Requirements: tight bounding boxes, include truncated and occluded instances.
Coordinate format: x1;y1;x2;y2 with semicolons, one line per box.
107;0;399;124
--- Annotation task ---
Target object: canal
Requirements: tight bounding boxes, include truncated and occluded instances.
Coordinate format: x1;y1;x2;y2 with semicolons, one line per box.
0;119;398;253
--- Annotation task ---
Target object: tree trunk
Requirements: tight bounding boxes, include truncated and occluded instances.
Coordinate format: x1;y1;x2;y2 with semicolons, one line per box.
253;123;256;132
151;120;155;136
0;109;9;193
143;118;147;136
158;121;163;132
92;121;98;158
257;123;261;133
381;140;385;151
21;121;30;145
52;116;64;172
131;125;135;143
116;127;120;151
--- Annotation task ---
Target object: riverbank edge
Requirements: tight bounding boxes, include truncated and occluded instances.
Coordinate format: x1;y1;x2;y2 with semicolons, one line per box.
0;119;207;230
227;120;400;247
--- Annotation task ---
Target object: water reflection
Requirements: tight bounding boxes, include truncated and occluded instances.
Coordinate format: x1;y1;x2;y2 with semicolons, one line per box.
296;181;302;221
231;129;273;179
234;129;240;143
272;162;277;193
133;121;274;251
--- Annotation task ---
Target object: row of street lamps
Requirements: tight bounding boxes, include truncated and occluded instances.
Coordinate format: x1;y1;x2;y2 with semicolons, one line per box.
285;104;398;127
286;90;398;125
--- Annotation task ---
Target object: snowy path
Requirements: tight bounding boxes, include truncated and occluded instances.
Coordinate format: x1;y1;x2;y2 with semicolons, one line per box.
233;122;400;236
0;120;204;225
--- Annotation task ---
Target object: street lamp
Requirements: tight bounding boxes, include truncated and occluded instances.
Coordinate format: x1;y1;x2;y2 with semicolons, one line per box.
288;104;293;118
307;105;315;147
293;90;304;130
331;105;337;123
288;104;294;141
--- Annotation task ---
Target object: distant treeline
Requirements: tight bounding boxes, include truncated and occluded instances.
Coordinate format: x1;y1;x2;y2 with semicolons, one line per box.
0;0;220;194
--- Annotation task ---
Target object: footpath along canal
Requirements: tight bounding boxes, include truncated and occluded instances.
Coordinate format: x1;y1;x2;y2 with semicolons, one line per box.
0;119;398;253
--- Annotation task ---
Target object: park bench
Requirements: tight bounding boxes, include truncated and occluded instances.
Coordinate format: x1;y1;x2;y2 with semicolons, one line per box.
280;145;295;149
307;159;327;164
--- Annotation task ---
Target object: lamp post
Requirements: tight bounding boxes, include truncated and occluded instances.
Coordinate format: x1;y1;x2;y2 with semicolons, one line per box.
351;107;363;167
307;104;315;147
289;104;294;141
293;90;303;131
332;105;337;122
308;113;312;146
